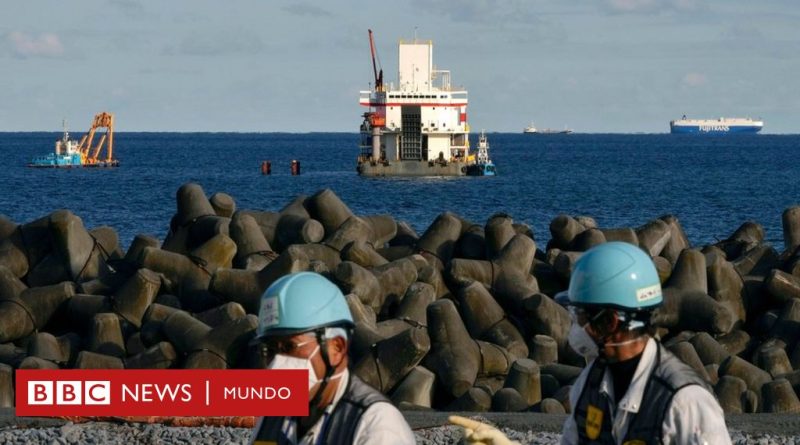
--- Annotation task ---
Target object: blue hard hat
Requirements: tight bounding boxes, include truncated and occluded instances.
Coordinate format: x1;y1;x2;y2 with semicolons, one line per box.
568;242;663;312
256;272;354;339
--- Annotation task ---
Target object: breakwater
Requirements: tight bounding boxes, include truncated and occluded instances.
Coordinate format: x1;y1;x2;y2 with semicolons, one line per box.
2;183;800;415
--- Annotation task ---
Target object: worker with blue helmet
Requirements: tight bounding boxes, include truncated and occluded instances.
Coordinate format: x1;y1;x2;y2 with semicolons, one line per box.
452;242;731;445
561;240;663;361
250;272;414;445
560;242;730;445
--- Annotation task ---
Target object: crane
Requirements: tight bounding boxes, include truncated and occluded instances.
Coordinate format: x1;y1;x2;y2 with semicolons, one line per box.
364;30;386;129
77;112;117;166
368;29;383;92
362;30;387;162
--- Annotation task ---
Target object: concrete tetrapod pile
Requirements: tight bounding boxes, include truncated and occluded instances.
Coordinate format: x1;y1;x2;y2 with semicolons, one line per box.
3;183;800;415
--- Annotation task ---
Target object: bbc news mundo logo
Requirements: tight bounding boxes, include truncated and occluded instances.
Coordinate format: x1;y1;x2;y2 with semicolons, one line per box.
16;370;308;417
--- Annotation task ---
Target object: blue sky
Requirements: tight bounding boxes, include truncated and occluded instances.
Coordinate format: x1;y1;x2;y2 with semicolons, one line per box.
2;0;798;133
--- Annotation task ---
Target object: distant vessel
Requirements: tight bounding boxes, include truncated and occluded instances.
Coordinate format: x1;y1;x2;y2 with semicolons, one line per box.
523;122;572;134
670;115;763;134
465;131;496;176
28;113;119;168
28;120;84;168
358;30;470;176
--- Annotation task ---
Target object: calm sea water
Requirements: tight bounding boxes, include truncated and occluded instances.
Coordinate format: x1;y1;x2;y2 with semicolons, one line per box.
1;132;799;251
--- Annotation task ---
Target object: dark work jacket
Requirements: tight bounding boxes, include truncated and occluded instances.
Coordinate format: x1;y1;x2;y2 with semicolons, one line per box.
573;342;712;445
251;374;390;445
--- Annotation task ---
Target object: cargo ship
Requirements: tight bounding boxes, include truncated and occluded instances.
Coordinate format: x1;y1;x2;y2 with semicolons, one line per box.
523;123;572;134
670;116;763;134
358;30;471;176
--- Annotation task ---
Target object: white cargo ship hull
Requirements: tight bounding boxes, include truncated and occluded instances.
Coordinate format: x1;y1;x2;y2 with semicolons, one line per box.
670;117;763;134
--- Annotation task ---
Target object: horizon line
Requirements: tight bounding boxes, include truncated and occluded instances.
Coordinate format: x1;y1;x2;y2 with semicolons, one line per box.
1;130;795;135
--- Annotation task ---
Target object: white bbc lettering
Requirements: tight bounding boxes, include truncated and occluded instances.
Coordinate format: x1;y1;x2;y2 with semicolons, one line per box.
28;381;53;405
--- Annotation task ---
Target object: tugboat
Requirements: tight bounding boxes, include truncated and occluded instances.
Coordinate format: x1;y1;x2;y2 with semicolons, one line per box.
28;120;83;168
357;30;470;176
466;131;496;176
28;113;119;168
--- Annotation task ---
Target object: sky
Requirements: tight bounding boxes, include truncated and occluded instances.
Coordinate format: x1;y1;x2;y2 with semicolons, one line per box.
1;0;798;133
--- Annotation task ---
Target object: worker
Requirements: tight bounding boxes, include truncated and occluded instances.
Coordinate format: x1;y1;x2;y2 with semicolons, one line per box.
450;242;731;445
250;271;415;445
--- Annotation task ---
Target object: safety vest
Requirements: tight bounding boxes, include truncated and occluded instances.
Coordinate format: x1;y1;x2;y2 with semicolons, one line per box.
573;342;711;445
252;375;390;445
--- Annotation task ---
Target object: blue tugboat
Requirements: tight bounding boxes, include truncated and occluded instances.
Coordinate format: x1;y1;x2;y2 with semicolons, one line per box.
28;113;119;168
466;131;496;176
28;120;84;168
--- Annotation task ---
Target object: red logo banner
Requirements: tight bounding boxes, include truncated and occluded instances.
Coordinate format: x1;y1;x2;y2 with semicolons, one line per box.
16;369;309;417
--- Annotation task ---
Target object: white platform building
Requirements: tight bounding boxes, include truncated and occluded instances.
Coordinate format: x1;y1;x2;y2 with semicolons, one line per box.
359;36;470;174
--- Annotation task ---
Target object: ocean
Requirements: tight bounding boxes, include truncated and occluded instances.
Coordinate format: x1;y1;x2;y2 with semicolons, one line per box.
2;132;799;252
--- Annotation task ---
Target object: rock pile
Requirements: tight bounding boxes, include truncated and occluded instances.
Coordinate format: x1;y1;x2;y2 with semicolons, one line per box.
2;183;800;414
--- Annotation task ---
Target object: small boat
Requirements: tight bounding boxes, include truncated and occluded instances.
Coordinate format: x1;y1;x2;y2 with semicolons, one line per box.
27;120;83;168
466;131;496;176
523;122;537;133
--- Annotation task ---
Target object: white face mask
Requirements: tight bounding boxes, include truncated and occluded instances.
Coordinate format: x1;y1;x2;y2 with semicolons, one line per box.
267;345;321;391
266;344;347;394
568;322;599;361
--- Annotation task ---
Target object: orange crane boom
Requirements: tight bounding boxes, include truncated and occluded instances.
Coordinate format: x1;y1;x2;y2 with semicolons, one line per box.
78;112;115;165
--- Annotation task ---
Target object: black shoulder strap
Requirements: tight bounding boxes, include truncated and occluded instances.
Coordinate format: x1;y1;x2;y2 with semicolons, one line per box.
252;416;290;445
253;375;395;445
574;359;616;444
320;374;391;444
624;343;712;445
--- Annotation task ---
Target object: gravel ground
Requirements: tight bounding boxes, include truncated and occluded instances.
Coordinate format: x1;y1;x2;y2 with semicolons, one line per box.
1;411;799;444
0;422;799;444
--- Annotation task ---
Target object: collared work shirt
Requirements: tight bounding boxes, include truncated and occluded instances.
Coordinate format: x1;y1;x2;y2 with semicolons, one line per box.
251;370;415;445
561;338;732;445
